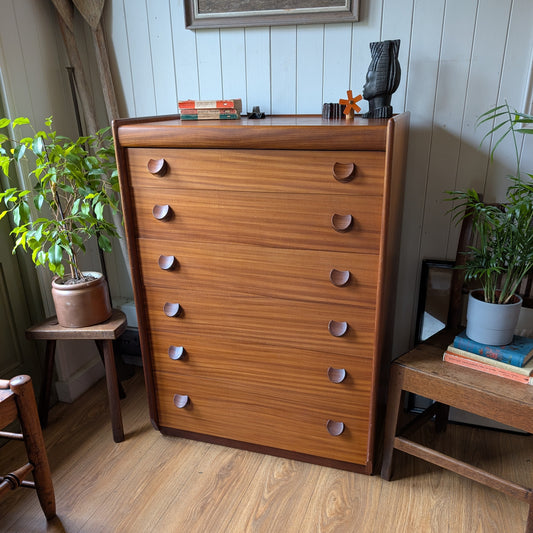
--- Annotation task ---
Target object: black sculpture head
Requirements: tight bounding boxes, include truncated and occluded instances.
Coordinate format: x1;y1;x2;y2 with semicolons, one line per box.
362;40;401;119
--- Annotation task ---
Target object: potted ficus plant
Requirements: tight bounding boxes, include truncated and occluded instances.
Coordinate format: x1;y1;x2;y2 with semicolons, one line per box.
447;102;533;345
0;116;120;328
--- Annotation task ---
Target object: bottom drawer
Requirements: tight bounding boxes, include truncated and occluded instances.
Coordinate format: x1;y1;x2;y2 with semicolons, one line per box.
154;371;371;465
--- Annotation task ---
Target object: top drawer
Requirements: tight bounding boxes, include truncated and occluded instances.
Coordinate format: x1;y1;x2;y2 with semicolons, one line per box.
125;148;385;195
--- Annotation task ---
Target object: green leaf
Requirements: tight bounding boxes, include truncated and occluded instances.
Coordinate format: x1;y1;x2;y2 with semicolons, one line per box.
0;156;10;176
13;143;26;161
94;202;104;220
49;243;62;265
98;234;112;252
12;205;21;226
34;194;44;210
33;136;44;155
12;117;30;127
71;233;83;247
15;232;27;250
19;201;30;224
34;224;43;242
0;118;10;128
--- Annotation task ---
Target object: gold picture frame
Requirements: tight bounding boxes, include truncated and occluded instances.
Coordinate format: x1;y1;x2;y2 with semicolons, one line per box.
184;0;360;29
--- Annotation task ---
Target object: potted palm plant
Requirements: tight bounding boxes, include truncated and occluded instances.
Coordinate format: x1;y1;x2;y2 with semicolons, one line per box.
447;102;533;345
0;116;120;327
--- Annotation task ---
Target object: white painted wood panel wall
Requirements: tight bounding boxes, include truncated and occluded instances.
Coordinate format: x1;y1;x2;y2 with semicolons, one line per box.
1;0;532;363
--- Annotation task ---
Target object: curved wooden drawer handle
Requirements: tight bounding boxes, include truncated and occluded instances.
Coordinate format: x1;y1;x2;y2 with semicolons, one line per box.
168;346;185;360
330;269;350;287
331;214;353;232
326;420;345;436
163;302;181;317
173;394;189;408
152;204;171;221
158;255;177;270
328;320;348;337
147;158;168;177
332;162;356;183
327;367;347;383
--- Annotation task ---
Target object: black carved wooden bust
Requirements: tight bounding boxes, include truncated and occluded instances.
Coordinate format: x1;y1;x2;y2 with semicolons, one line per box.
362;40;401;119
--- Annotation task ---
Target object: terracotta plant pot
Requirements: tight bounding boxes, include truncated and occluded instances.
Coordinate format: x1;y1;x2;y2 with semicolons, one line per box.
51;271;112;328
466;289;522;346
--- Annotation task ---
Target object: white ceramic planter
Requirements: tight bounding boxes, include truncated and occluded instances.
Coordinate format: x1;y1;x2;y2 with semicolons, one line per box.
466;289;523;345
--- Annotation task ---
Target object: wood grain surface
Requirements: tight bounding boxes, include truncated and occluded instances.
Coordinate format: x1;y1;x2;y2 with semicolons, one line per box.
126;148;386;195
137;238;379;306
130;188;383;254
143;285;377;358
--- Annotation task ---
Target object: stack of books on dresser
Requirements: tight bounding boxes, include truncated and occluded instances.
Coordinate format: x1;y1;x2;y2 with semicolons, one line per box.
443;330;533;384
178;98;242;120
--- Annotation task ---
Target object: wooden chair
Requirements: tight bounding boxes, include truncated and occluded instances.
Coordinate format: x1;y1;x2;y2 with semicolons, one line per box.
0;374;56;520
381;212;533;533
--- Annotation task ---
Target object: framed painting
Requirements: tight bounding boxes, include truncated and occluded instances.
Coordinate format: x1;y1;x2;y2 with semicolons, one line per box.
184;0;360;29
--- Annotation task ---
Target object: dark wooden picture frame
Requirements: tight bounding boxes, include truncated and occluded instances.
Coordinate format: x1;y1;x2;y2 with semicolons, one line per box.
184;0;360;29
415;259;454;344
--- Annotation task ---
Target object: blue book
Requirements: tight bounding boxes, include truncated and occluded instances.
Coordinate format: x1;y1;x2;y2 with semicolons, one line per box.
453;330;533;368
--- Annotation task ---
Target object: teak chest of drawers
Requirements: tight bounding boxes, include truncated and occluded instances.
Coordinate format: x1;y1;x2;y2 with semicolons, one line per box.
113;113;409;474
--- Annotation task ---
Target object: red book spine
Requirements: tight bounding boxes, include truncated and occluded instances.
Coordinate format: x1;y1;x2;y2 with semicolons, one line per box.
179;100;238;109
180;108;238;115
443;351;531;384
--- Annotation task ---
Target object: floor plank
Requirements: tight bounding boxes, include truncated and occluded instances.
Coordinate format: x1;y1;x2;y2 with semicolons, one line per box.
0;367;531;532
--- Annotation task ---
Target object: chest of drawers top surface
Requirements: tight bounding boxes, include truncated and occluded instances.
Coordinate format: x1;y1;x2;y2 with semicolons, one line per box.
113;114;394;151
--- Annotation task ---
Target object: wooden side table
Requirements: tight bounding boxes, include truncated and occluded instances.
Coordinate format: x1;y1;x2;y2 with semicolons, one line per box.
381;331;533;532
26;309;128;443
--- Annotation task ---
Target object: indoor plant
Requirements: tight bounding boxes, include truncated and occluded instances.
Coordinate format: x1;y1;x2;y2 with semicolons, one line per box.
447;102;533;344
0;116;120;327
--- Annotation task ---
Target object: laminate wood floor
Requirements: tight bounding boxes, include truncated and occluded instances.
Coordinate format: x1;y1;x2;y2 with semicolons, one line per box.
0;367;531;532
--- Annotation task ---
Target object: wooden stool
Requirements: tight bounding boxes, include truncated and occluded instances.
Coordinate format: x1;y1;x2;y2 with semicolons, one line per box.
26;309;128;443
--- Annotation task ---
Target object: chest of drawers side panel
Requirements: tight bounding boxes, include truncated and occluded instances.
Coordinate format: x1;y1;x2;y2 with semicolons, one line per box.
113;123;160;429
366;112;411;471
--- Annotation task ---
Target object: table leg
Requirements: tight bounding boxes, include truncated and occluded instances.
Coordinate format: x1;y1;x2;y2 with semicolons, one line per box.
94;340;126;399
97;339;124;442
39;340;56;428
526;494;533;533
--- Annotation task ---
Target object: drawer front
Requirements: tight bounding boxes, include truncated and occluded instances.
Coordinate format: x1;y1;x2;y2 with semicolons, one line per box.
126;148;386;195
154;370;371;465
149;331;374;388
137;238;379;306
143;286;377;358
129;188;383;254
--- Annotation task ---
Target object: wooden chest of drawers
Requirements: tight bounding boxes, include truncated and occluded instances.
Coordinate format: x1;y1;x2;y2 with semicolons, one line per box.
113;114;409;473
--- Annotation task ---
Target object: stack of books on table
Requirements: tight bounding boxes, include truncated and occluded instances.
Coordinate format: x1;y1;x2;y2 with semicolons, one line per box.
443;329;533;384
178;99;242;120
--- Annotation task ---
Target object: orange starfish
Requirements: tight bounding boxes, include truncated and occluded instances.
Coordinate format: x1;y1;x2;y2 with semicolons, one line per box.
339;90;362;114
